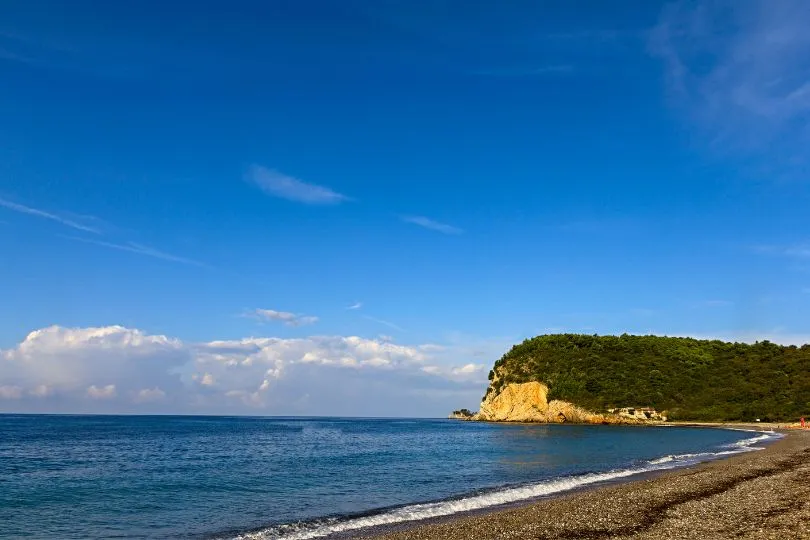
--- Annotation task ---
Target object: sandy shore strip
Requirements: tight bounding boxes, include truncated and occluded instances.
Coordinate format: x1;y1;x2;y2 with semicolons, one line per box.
359;429;810;540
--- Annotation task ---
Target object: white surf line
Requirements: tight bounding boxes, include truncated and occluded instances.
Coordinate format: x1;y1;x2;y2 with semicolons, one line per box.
234;430;781;540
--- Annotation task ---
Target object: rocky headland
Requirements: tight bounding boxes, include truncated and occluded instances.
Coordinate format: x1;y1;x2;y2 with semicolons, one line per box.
450;333;810;424
452;381;656;424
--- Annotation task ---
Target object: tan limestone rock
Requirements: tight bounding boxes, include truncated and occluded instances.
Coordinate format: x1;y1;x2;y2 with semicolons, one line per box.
475;381;550;422
472;381;641;424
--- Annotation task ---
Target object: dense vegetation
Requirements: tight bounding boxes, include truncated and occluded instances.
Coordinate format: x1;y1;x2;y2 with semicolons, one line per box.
487;334;810;422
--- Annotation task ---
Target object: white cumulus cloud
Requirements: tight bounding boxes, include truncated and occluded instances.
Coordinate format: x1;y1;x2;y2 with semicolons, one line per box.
135;387;166;403
0;325;492;415
451;363;484;375
87;384;117;399
29;385;51;397
64;237;207;267
252;309;319;327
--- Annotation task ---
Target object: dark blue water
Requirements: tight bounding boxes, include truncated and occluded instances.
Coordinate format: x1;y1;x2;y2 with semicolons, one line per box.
0;415;774;539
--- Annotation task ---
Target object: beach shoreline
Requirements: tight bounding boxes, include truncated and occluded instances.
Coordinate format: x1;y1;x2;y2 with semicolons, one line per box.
355;426;810;540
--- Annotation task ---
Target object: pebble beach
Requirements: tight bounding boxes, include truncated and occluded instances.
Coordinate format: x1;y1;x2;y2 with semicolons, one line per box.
361;428;810;540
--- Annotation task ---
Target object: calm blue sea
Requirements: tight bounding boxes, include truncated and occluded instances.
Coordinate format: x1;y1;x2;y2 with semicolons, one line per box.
0;415;776;539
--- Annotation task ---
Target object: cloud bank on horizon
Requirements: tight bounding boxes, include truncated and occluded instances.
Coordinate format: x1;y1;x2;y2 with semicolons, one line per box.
2;325;809;416
0;325;490;415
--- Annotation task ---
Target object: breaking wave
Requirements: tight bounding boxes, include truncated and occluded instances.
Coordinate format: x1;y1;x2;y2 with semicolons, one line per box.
227;429;780;540
649;430;780;465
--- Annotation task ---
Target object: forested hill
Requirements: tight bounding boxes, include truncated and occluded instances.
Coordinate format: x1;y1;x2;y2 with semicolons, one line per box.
486;334;810;422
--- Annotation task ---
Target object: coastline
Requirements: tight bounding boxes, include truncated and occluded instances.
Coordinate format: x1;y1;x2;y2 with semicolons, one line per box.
357;427;810;540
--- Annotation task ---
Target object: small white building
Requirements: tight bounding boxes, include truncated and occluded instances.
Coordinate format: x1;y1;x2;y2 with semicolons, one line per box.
608;406;666;421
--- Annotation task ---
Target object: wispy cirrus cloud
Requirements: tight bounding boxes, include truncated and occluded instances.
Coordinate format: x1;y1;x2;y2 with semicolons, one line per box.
363;315;405;332
650;0;810;174
346;301;363;310
64;236;208;267
3;195;209;268
401;215;463;235
248;165;350;205
251;309;319;327
0;197;100;234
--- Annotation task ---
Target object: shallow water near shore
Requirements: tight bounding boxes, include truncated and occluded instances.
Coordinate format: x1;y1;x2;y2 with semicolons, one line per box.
0;415;778;539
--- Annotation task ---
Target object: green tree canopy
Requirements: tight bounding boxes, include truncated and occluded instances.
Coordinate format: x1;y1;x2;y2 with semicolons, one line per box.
486;334;810;422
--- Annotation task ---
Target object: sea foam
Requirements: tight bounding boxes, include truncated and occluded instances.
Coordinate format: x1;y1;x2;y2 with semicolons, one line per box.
231;429;780;540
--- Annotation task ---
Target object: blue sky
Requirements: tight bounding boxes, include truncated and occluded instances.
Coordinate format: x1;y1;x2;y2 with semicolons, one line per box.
1;1;809;415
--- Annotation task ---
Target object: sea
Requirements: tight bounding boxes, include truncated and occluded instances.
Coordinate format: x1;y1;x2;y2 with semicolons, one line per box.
0;415;778;540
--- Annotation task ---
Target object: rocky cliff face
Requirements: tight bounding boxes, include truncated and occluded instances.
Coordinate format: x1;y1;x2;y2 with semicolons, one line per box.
471;381;639;424
475;381;550;422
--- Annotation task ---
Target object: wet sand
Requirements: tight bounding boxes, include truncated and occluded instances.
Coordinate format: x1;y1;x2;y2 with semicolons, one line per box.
360;429;810;540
